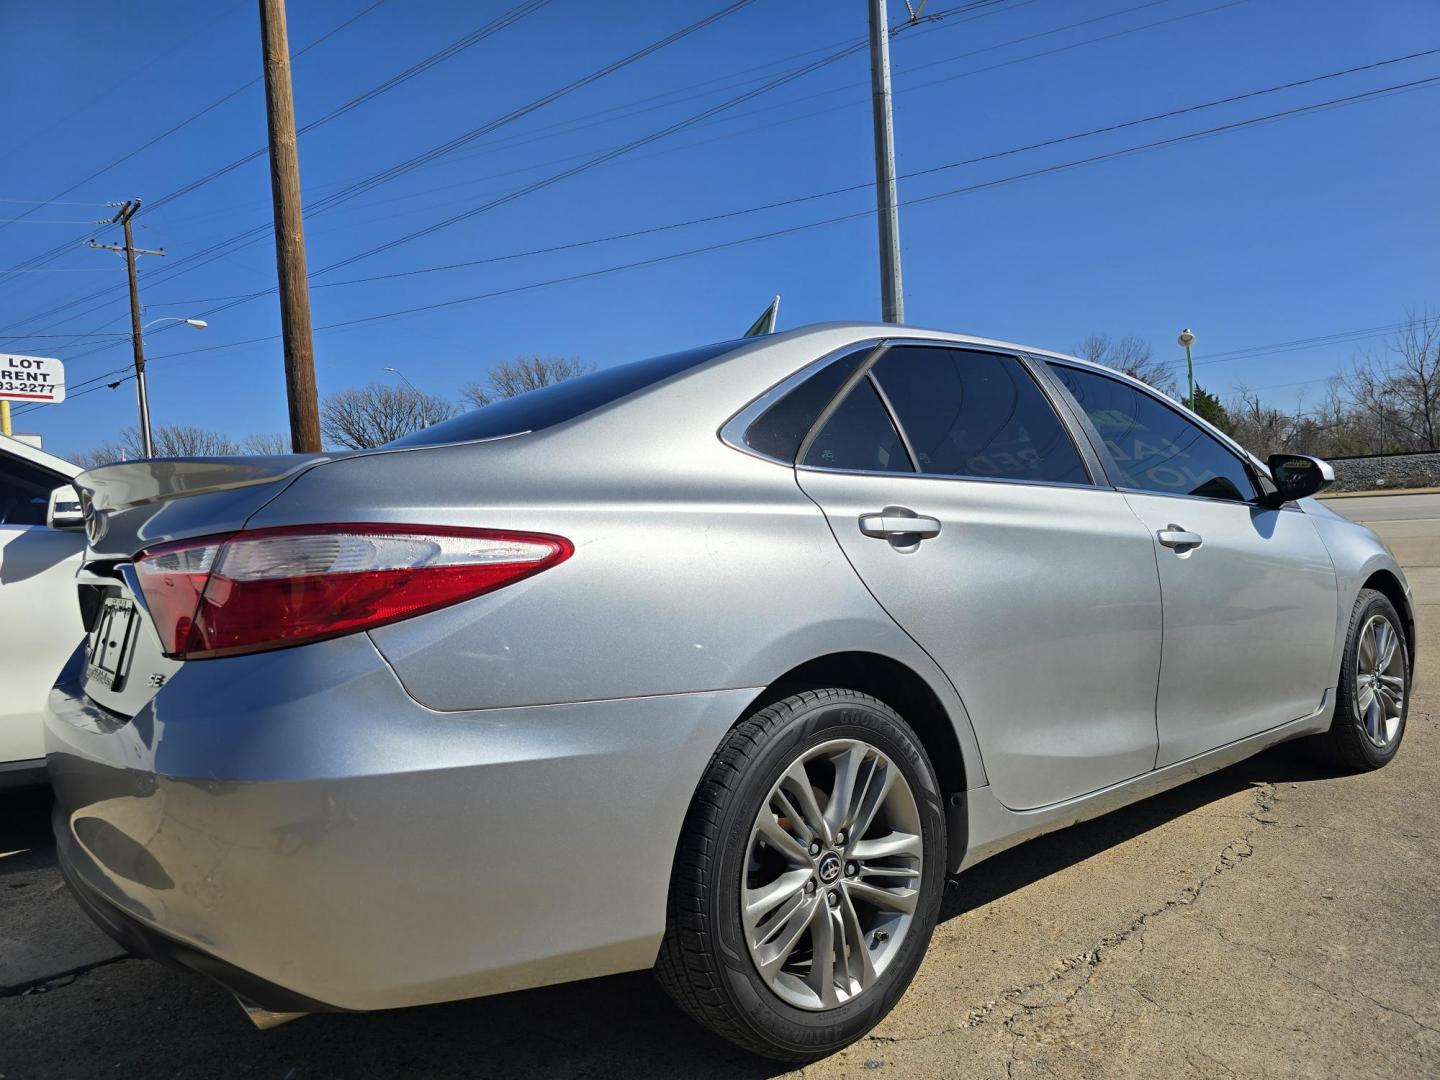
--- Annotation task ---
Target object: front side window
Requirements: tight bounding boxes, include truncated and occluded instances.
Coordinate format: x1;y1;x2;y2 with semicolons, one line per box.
1048;363;1255;502
869;346;1089;485
0;454;62;526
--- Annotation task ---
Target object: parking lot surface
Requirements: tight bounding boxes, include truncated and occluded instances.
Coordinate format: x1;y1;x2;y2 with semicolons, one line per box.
3;496;1438;1078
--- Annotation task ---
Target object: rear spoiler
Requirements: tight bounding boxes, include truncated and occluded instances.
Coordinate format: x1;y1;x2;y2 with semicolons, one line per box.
76;454;337;514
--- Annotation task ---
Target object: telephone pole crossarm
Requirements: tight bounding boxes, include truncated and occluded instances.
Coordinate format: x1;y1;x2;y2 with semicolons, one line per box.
88;198;162;457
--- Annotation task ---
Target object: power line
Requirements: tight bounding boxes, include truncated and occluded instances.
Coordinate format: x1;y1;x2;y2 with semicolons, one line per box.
0;197;112;207
0;0;389;283
313;0;1236;233
26;67;1438;416
271;72;1440;328
0;0;760;341
29;56;1440;391
5;0;252;163
6;0;1244;339
130;48;1440;301
96;0;1001;313
144;0;557;215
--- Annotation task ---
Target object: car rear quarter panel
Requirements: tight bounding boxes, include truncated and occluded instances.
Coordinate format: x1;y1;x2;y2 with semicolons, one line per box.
243;330;988;784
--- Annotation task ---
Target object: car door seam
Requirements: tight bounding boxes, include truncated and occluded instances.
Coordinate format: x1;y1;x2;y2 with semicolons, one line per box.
786;465;989;788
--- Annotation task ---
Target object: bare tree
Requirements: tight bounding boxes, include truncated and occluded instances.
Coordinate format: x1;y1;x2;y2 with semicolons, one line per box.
241;432;293;455
1073;333;1175;393
462;355;593;408
1226;386;1299;457
75;425;244;466
320;383;457;449
154;425;244;456
1345;310;1440;452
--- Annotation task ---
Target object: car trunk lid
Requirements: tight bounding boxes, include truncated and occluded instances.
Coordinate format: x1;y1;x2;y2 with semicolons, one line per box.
76;454;343;559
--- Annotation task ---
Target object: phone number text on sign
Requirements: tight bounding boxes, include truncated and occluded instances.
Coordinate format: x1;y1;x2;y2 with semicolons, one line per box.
0;354;66;403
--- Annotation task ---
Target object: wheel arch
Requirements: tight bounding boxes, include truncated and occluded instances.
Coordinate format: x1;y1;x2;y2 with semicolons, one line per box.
745;651;971;871
1362;568;1415;655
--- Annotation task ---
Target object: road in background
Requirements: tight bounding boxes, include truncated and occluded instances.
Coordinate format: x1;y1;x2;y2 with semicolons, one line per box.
4;498;1438;1078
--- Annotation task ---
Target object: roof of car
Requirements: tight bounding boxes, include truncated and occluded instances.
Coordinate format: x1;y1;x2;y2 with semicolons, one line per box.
0;433;80;478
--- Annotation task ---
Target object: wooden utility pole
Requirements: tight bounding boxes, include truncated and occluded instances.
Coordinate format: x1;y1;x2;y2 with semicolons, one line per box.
88;200;164;457
258;0;321;452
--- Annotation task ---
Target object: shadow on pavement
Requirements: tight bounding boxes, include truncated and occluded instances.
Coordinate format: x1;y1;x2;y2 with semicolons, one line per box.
1;743;1351;1079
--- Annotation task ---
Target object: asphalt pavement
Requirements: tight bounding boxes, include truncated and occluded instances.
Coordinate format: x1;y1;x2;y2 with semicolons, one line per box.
3;495;1438;1078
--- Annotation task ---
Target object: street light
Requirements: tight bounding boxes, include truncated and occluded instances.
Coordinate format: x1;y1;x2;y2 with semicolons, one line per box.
145;317;208;331
73;316;209;456
1178;328;1196;412
383;366;420;394
132;316;207;456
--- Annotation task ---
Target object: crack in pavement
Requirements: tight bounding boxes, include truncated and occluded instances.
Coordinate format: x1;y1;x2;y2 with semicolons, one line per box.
1190;914;1440;1038
1;954;135;999
866;780;1280;1056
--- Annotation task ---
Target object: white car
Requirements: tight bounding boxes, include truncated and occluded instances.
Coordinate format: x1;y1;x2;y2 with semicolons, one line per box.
0;434;85;787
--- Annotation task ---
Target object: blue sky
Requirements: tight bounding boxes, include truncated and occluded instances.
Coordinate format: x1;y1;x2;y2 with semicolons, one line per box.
1;0;1436;459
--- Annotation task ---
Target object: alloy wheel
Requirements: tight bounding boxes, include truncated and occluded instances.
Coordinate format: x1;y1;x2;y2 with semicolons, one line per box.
741;738;923;1011
1356;613;1405;749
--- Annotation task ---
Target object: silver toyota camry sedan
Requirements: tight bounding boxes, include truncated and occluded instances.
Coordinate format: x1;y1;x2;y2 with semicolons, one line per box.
46;323;1412;1060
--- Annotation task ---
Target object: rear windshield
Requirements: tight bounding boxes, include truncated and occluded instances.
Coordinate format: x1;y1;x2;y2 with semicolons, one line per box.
387;340;745;448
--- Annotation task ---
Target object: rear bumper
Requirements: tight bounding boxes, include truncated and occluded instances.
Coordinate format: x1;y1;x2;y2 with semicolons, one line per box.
46;631;754;1011
53;815;342;1013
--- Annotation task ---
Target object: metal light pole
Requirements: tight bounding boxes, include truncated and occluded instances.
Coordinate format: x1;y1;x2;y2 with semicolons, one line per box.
47;314;209;453
383;366;420;394
868;0;905;324
1178;328;1196;411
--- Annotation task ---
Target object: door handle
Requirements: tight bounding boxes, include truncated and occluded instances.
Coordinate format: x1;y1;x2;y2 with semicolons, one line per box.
1157;525;1203;551
859;510;942;540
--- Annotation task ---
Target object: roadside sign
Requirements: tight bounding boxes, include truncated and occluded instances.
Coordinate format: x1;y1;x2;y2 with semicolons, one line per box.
0;354;65;404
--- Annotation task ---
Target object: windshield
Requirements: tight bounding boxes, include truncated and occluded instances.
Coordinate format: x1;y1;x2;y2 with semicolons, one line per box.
387;340;746;448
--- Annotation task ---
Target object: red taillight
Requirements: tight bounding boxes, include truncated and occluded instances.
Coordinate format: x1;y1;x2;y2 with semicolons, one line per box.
134;525;572;660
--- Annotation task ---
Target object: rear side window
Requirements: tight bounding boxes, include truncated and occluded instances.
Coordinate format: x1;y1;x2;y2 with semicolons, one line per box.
802;378;912;473
743;346;873;462
388;340;745;448
870;347;1089;485
0;453;62;526
1048;363;1255;502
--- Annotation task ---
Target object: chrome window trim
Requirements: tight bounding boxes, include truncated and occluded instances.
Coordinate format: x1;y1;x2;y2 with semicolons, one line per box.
794;461;1105;493
718;340;884;465
721;337;1100;493
1114;486;1308;512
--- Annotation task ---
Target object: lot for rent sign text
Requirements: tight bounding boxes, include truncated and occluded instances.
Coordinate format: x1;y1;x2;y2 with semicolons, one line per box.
0;354;65;403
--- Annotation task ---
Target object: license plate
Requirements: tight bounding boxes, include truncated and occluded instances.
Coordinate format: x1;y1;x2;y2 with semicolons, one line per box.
86;598;138;692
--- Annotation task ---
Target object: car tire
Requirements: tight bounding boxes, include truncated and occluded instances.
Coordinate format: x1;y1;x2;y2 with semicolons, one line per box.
1313;588;1410;771
654;688;948;1061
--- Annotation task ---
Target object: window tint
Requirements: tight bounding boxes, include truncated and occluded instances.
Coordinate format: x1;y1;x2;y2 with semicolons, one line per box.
743;346;873;462
0;453;63;526
388;340;745;448
802;377;912;473
869;346;1088;484
1048;363;1255;502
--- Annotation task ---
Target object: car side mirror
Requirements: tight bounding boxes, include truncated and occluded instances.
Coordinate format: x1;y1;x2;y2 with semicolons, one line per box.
1259;454;1334;507
47;484;85;530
